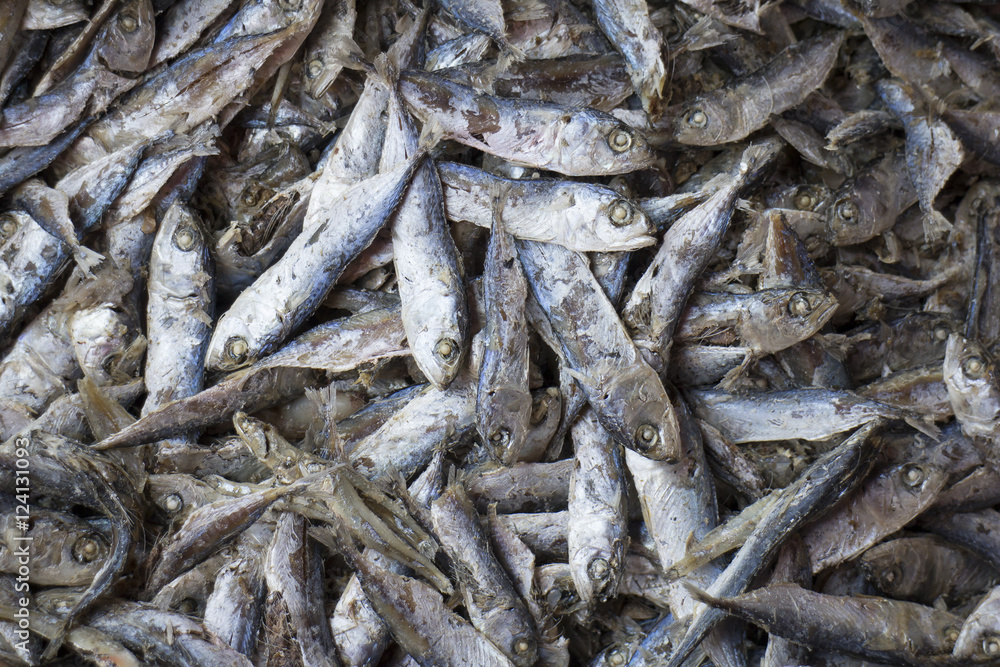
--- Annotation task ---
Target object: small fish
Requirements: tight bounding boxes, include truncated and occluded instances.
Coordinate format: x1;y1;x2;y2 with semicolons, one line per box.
0;508;110;587
943;334;1000;440
861;536;1000;606
662;420;885;667
593;0;666;118
568;409;627;603
431;483;538;666
623;142;781;357
206;155;421;371
799;459;947;573
953;586;1000;661
691;583;962;665
668;32;843;146
478;193;532;464
328;524;518;667
519;238;680;462
876;78;963;239
381;78;469;389
400;70;658;176
438;161;655;252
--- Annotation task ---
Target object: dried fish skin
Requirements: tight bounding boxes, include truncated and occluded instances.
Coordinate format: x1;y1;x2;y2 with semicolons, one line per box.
826;146;917;246
438;161;656;252
592;0;666;118
431;484;538;666
400;70;658;176
669;32;843;146
206;155;421;371
568;410;627;603
518;239;680;462
693;583;962;665
0;508;111;587
861;536;1000;607
943;334;1000;440
381;87;469;389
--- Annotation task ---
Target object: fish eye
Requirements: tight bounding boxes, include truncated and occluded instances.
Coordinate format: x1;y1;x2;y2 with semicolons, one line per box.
163;493;184;513
242;189;260;207
983;637;1000;655
900;464;926;489
607;128;633;153
933;326;949;341
635;423;658;450
0;215;17;242
881;563;902;586
835;199;858;222
489;428;510;446
173;226;198;251
943;626;959;643
964;356;985;378
307;59;324;79
787;293;813;317
177;598;199;614
72;535;104;563
225;336;250;364
513;637;534;656
794;191;817;211
434;337;459;362
686;109;708;128
608;200;634;227
607;648;629;667
117;11;139;33
588;557;610;581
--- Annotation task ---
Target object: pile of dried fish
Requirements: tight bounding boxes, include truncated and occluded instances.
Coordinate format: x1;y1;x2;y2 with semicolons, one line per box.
3;0;1000;665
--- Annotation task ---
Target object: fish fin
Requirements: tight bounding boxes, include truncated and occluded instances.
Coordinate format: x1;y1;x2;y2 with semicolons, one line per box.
718;351;759;392
923;209;952;243
681;581;720;607
904;415;940;440
418;117;448;154
325;34;370;72
73;245;105;276
370;52;399;89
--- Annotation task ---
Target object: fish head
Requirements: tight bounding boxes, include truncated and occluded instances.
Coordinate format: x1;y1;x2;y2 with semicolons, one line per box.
859;540;911;598
148;474;216;521
886;314;957;372
478;386;532;465
207;320;259;372
558;110;658;175
744;288;838;353
95;0;155;73
571;544;624;604
953;590;1000;660
670;99;741;146
607;368;680;462
943;334;1000;435
826;182;890;245
1;509;110;586
592;194;657;251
